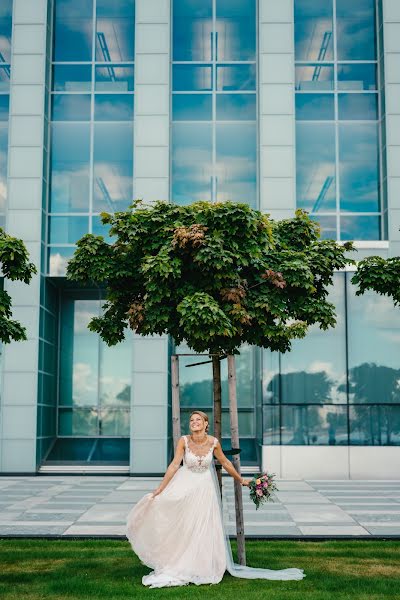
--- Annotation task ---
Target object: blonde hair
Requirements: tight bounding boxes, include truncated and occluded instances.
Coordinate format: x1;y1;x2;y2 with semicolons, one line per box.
189;410;209;433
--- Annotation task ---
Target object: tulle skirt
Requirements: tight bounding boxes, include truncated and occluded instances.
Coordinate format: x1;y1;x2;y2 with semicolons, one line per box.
126;464;226;588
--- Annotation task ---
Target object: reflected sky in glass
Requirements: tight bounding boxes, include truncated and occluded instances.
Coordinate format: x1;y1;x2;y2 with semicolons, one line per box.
216;93;256;120
52;94;91;121
336;0;376;60
53;0;94;62
173;94;212;120
173;0;212;61
349;406;400;444
216;123;256;206
296;122;336;212
295;93;334;120
216;0;256;61
309;214;337;240
0;1;13;63
338;93;378;120
93;122;133;212
340;215;380;240
95;65;134;91
95;0;135;62
52;65;92;92
339;123;379;212
49;216;88;244
217;64;256;91
94;93;134;120
295;64;334;91
0;66;10;92
173;64;212;91
50;123;90;213
48;246;76;276
294;0;333;62
337;63;377;91
172;122;212;204
0;95;9;121
281;405;348;445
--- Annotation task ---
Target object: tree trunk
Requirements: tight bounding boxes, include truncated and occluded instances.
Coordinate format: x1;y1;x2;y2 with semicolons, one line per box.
212;355;223;498
227;353;246;566
171;355;181;451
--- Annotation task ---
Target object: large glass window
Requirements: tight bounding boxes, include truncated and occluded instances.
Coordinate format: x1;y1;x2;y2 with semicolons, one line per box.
171;0;257;207
48;0;135;275
45;297;131;464
0;1;12;228
262;272;400;446
294;0;384;240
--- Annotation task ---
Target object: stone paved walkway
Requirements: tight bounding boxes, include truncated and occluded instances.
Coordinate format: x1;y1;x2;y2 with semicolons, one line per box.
0;476;400;538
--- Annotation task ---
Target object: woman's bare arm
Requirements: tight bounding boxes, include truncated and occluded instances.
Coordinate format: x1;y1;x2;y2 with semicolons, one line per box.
151;436;185;498
213;439;251;486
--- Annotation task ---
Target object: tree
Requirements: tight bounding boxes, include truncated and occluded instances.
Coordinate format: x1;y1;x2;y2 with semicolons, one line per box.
0;228;37;344
66;200;355;564
351;255;400;306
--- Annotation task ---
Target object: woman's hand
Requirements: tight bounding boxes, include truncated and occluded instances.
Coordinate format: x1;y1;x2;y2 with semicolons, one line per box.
151;487;162;499
241;478;252;487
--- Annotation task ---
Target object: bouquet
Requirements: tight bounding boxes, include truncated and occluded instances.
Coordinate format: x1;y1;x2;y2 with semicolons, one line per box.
248;472;278;510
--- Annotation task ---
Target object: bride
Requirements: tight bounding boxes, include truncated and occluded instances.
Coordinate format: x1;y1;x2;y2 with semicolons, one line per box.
126;410;306;588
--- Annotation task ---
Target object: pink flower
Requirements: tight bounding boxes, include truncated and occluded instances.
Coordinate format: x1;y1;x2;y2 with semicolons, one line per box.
256;489;263;497
263;482;268;488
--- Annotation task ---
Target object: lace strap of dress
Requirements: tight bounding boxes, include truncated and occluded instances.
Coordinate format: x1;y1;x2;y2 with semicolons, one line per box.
212;436;218;449
183;435;188;449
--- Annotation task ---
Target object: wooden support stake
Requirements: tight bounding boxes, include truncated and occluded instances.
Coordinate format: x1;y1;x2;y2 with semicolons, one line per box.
171;355;181;451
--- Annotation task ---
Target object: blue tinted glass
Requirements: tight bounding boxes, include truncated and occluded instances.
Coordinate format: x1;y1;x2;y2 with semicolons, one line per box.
90;438;130;461
349;406;400;445
95;64;134;91
340;215;380;240
95;0;135;62
100;339;131;406
50;123;91;212
172;94;212;121
173;65;212;91
52;65;92;92
216;123;256;207
100;409;130;435
94;94;133;120
295;64;334;91
59;408;98;435
337;63;377;91
262;405;280;444
296;122;336;211
216;0;256;61
0;1;13;63
216;93;256;120
294;0;333;61
280;273;346;403
336;0;376;60
0;66;10;92
309;215;337;239
281;405;348;445
54;0;94;62
216;64;256;91
46;438;93;461
296;93;335;120
52;94;91;121
92;215;114;240
0;123;8;214
49;216;88;244
172;122;212;204
173;0;212;61
0;95;9;120
48;246;76;276
347;277;400;400
339;123;379;212
338;93;378;120
93;122;133;212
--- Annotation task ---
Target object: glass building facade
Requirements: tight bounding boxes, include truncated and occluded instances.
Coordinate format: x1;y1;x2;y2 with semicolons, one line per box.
0;0;399;477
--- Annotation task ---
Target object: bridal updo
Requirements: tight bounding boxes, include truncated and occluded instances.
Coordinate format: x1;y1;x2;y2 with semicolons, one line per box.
189;410;209;433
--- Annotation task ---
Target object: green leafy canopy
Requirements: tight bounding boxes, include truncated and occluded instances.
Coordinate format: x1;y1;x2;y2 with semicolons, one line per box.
66;200;355;355
351;255;400;306
0;228;37;344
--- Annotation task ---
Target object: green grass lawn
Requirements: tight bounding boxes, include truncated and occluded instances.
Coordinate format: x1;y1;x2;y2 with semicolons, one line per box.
0;539;399;600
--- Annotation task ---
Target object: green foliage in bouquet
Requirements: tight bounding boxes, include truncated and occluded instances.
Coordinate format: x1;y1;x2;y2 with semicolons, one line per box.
248;472;278;510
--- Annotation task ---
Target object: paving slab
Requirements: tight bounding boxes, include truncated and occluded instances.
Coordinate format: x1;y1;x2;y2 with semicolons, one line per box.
0;476;399;538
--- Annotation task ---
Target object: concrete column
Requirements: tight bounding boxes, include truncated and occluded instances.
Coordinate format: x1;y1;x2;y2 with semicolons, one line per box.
382;0;400;256
259;0;296;219
0;0;48;472
130;0;171;473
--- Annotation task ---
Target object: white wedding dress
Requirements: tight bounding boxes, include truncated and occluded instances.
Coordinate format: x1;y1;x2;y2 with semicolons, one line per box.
126;434;306;587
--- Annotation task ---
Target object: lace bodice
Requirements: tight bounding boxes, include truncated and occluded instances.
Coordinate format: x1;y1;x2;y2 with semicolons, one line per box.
183;435;217;473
